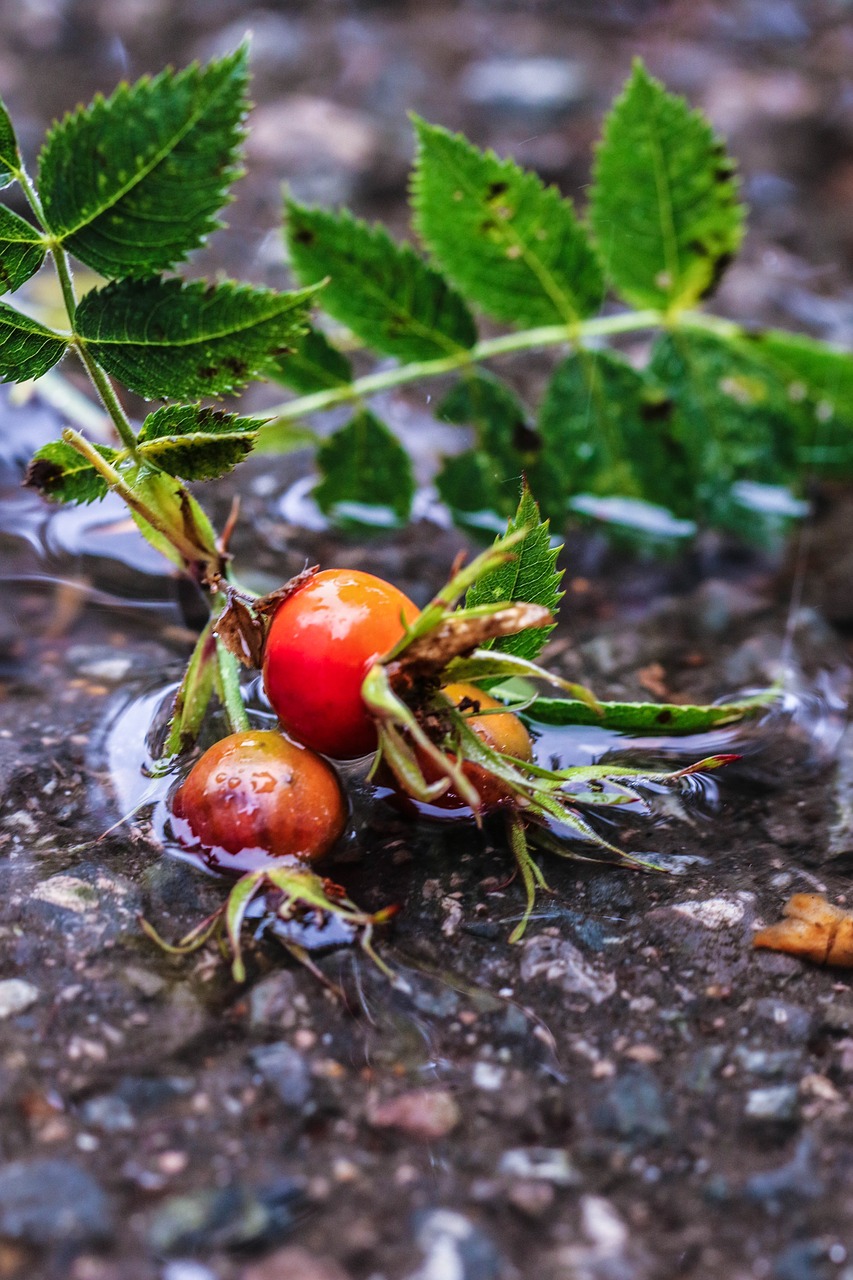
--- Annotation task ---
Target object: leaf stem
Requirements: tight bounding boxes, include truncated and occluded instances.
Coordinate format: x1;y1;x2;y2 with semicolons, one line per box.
61;426;207;565
73;339;140;455
263;309;664;426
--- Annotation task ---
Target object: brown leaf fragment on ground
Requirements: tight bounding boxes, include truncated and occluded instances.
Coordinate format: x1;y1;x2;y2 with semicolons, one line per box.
753;893;853;967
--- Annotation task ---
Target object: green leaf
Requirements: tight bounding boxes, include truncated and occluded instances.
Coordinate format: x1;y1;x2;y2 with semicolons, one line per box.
436;451;516;536
38;47;249;279
270;324;353;394
75;277;315;399
0;102;21;189
24;438;116;504
746;330;853;474
0;206;46;293
286;199;476;360
530;350;691;515
465;483;563;661
137;404;260;480
128;466;220;571
314;410;414;527
412;116;604;328
590;60;744;312
0;302;68;381
648;330;804;523
524;693;769;733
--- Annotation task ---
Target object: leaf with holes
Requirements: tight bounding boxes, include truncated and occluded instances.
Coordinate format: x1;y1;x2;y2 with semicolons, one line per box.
24;438;116;504
314;410;414;527
137;404;260;480
286;199;476;361
412;116;603;328
75;277;316;399
38;47;248;279
590;60;744;312
465;483;563;661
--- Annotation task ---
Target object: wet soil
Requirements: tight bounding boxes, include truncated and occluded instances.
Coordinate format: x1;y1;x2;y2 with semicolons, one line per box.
3;3;853;1280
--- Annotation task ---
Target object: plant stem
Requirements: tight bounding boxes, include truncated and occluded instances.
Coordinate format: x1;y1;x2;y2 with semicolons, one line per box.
215;637;250;733
62;427;207;565
73;340;140;454
261;307;747;430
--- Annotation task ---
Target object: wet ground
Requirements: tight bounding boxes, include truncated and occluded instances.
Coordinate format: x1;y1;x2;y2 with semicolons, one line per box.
3;2;853;1278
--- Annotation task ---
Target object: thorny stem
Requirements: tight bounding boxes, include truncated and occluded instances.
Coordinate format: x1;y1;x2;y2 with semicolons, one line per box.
262;307;744;429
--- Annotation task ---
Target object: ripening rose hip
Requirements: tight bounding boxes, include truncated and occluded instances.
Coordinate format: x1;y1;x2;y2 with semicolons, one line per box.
171;729;347;873
263;569;419;759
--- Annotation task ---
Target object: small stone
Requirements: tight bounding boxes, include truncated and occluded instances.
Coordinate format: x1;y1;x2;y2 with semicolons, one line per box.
407;1209;504;1280
506;1180;554;1218
592;1068;671;1143
772;1239;832;1280
472;1061;504;1092
79;1094;135;1133
734;1046;803;1078
162;1262;218;1280
0;1158;113;1246
520;934;616;1004
0;979;39;1019
745;1084;799;1122
240;1245;352;1280
249;971;300;1031
460;56;586;114
753;999;814;1045
498;1147;580;1187
249;1043;313;1109
147;1180;303;1255
671;893;752;930
368;1088;460;1142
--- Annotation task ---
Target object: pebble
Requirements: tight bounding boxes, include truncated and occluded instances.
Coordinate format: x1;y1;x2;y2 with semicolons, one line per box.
498;1147;580;1187
744;1139;822;1213
0;978;40;1019
592;1067;671;1143
519;934;616;1004
25;864;142;955
147;1179;304;1255
772;1239;832;1280
0;1158;113;1246
79;1093;136;1134
733;1046;803;1078
671;893;753;930
250;1042;313;1109
368;1088;460;1142
162;1263;218;1280
407;1209;504;1280
460;56;586;115
249;971;301;1031
745;1084;800;1123
240;1245;352;1280
753;1000;814;1045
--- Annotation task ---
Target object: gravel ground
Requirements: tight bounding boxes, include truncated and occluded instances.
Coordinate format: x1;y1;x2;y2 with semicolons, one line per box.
2;3;853;1278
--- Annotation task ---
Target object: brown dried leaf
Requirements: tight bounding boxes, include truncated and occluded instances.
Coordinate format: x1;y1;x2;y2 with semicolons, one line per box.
214;594;265;667
254;565;319;619
391;602;553;685
753;893;853;967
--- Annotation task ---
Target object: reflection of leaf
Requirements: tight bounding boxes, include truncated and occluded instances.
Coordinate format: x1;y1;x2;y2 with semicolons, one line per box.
754;894;853;967
525;693;768;733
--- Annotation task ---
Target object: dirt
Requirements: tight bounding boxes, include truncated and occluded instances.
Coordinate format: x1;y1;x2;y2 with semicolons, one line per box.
2;3;853;1279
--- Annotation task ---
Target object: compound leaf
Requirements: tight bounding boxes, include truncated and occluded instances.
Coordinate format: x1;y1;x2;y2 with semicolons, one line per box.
24;438;116;504
137;404;260;480
465;483;563;661
0;303;68;381
0;101;21;189
412;116;603;328
75;277;315;399
0;206;46;293
38;47;248;278
270;324;353;394
286;199;476;360
590;60;744;312
314;410;414;527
